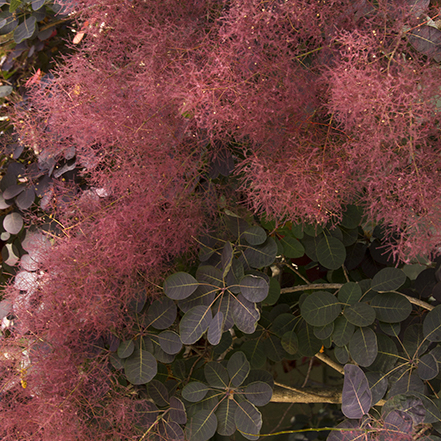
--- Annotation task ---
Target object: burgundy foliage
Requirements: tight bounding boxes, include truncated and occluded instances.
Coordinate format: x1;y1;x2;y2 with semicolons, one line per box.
3;0;441;438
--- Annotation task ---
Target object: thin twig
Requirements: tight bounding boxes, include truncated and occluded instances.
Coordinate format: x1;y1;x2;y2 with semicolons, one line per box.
281;283;343;294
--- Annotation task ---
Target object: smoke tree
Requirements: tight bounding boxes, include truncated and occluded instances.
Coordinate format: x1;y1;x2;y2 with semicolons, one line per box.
1;0;441;439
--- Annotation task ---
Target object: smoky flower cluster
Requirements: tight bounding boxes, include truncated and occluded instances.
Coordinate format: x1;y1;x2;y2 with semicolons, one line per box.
3;0;441;438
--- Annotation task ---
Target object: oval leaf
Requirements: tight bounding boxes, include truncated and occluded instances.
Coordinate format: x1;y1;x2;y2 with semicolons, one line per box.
182;381;210;402
316;236;346;270
204;362;229;389
345;303;376;327
124;349;157;385
342;364;372;419
418;353;439;380
216;399;237;436
244;381;273;406
207;311;223;346
227;351;250;387
4;212;23;234
180;305;212;345
240;274;269;302
235;400;262;440
243;226;267;245
349;327;378;367
117;340;135;359
371;268;406;292
301;291;341;327
243;237;277;268
423;305;441;342
370;293;412;323
164;272;199;300
157;330;182;355
146;297;177;330
186;409;217;441
280;236;305;258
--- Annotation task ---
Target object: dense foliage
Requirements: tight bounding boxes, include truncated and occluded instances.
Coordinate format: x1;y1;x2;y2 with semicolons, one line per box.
2;0;441;440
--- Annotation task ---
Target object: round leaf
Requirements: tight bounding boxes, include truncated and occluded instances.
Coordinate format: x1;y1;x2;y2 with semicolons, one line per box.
280;236;305;258
164;272;199;300
157;330;182;355
235;401;262;440
227;351;250;387
370;293;412;323
344;302;376;327
124;349;157;385
147;379;169;406
338;282;362;305
418;353;439;380
186;409;217;441
301;291;341;327
117;340;135;359
243;237;277;268
146;297;177;330
182;381;210;402
180;305;212;345
371;267;406;292
204;362;229;388
349;327;378;367
316;236;346;270
4;212;23;234
244;381;273;406
240;274;269;302
281;331;299;355
243;226;267;245
423;305;441;342
216;399;237;436
342;364;372;419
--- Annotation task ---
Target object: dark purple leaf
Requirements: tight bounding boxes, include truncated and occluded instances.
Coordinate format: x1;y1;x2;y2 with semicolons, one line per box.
235;400;262;440
117;340;135;359
232;294;260;334
164;272;199;300
239;274;269;302
408;25;441;60
342;364;372;419
244;381;272;406
177;284;216;313
179;305;212;345
124;349;157;385
216;399;237;436
423;305;441;342
170;396;187;424
182;381;211;402
227;351;250;387
3;184;25;200
384;410;413;434
417;353;439;380
185;409;217;441
146;297;177;330
147;379;169;406
221;242;234;278
207;311;223;345
157;330;182;355
243;226;267;246
160;420;185;441
204;361;229;388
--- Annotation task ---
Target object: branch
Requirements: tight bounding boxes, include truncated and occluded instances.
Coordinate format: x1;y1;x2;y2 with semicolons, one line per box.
281;284;434;311
272;382;341;404
315;352;344;375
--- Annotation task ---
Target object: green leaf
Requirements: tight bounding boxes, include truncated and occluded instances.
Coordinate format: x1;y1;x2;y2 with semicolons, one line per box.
263;277;281;306
418;354;439;380
180;305;212;345
281;330;299;354
235;400;262;440
14;16;37;44
348;327;378;367
297;323;322;356
371;267;406;292
370;293;412;323
243;237;277;268
423;305;441;342
243;226;267;245
280;236;305;258
216;399;237;436
264;335;287;362
239;274;269;302
182;381;211;402
164;272;199;300
300;291;341;327
186;409;217;441
341;205;362;229
344;302;376;327
9;0;21;13
241;339;267;369
204;362;229;388
316;236;346;270
227;351;250;387
332;316;355;347
124;349;157;385
369;334;399;373
313;322;334;340
338;282;362;305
